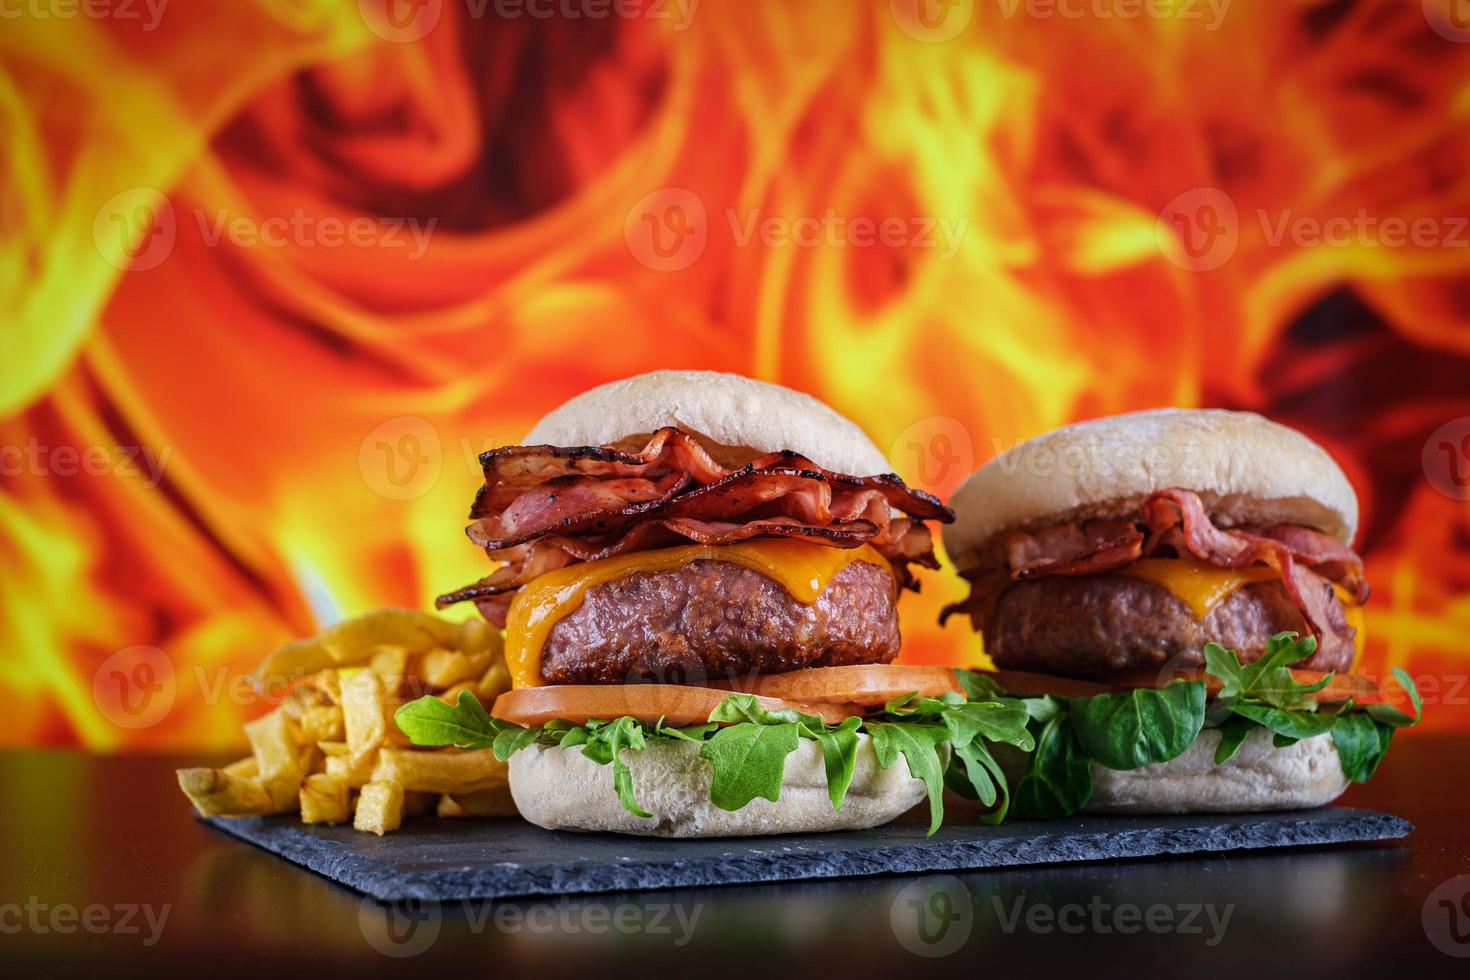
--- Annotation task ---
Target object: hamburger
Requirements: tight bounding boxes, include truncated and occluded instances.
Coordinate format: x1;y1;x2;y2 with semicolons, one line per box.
940;408;1421;817
396;371;1034;836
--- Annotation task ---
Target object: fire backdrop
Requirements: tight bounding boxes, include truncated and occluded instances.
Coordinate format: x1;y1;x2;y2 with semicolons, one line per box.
3;0;1469;748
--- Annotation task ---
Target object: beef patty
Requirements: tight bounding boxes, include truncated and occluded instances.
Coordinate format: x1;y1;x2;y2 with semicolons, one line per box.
984;570;1355;678
538;559;900;685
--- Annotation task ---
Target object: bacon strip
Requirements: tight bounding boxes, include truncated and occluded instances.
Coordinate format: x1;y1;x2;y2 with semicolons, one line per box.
942;488;1366;655
441;427;953;614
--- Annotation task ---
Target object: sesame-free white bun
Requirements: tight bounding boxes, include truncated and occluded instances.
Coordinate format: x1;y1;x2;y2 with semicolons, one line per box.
943;408;1357;571
524;370;892;477
507;734;926;837
1084;728;1349;813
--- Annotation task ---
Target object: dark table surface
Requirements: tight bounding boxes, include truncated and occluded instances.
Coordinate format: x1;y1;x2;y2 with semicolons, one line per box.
3;739;1468;978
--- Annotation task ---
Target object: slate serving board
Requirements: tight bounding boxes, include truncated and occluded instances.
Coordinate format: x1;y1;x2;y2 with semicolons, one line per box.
206;805;1410;902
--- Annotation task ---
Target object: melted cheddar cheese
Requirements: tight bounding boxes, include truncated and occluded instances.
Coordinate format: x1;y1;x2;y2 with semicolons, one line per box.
1121;558;1279;619
503;540;892;689
1120;558;1367;667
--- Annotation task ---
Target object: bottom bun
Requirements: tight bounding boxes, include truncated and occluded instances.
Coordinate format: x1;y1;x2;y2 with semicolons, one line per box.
508;735;926;837
1083;728;1349;814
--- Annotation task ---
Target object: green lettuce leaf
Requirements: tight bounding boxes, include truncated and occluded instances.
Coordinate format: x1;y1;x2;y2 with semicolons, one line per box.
1069;681;1206;770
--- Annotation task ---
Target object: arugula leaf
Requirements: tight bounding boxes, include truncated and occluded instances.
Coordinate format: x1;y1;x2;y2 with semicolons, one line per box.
866;721;950;835
707;693;824;733
1212;714;1254;764
1229;701;1336;741
1069;681;1206;770
1331;713;1396;782
699;721;802;811
814;716;862;811
945;739;1016;825
603;717;653;818
393;690;498;749
954;668;1005;702
942;698;1035;752
1367;668;1424;728
1010;714;1092;820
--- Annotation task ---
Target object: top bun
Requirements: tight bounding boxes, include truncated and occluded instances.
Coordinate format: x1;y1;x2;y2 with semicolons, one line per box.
525;370;892;477
943;408;1357;571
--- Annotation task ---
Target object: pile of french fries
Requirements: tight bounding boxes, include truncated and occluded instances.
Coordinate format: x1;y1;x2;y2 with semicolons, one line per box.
176;609;517;834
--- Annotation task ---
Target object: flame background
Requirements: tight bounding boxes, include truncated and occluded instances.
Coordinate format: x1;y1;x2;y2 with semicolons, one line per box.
3;0;1470;749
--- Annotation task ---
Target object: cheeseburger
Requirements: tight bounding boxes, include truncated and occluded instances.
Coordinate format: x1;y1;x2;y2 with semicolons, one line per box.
405;371;1036;836
941;408;1420;816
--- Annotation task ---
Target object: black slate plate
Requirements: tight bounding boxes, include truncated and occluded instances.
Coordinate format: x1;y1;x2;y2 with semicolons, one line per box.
206;805;1410;902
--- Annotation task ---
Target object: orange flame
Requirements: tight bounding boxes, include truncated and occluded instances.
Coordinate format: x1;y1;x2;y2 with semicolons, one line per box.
2;1;1469;748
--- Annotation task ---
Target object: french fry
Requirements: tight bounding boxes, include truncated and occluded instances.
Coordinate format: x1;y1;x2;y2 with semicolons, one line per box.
455;617;501;656
342;669;387;769
313;668;342;705
176;767;282;817
321;741;376;788
299;773;351;824
477;661;512;704
438;789;519;819
354;780;405;835
244;709;304;810
321;608;458;663
301;704;344;744
369;645;412;695
371;748;509;795
251;636;335;692
182;606;516;832
420;648;492;689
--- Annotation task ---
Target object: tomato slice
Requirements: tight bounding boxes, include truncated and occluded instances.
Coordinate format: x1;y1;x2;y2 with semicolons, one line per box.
710;664;961;706
492;684;865;728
